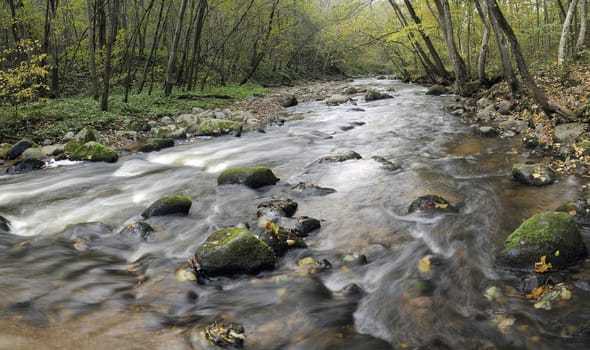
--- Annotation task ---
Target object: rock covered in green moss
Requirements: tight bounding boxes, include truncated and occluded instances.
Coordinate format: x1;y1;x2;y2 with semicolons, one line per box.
69;141;118;163
136;138;175;153
74;126;100;143
496;212;588;270
195;118;243;137
512;163;555;186
522;133;540;149
408;195;458;214
218;166;279;189
142;195;192;218
195;227;275;276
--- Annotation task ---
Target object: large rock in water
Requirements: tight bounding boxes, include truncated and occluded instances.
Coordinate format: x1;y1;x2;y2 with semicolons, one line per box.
326;94;350;106
135;138;174;153
142;195;192;218
496;212;588;270
364;90;393;102
69;141;118;163
218;166;279;189
195;227;275;276
6;148;46;174
512;163;555;186
316;151;362;163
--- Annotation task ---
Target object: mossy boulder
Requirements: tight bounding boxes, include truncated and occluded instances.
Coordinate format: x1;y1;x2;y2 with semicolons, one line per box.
218;166;279;189
7;139;35;160
69;142;118;163
141;195;192;218
195;118;243;137
512;163;555;186
408;195;458;214
74;126;100;143
496;212;588;270
64;140;83;153
136;138;175;153
523;133;540;149
195;228;275;276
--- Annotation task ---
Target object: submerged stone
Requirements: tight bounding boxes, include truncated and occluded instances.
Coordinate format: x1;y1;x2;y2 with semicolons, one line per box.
496;212;588;270
316;151;362;163
408;195;458;214
218;166;279;189
119;222;155;241
290;182;336;197
142;195;192;218
195;227;275;276
512;163;555;186
69;141;118;163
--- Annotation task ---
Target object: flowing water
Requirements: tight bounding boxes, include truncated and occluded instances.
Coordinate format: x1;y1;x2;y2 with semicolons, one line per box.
1;79;589;349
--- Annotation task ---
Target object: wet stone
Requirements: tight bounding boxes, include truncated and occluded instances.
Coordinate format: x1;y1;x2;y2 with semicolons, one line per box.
372;156;401;171
512;163;555;186
408;195;458;214
0;215;11;232
290;182;336;197
119;222;155;241
316;151;362;163
256;198;298;218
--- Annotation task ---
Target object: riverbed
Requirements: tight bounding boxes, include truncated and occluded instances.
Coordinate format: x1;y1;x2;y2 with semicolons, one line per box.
1;79;589;349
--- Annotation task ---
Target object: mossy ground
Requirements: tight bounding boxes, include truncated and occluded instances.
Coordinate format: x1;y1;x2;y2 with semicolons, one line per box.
0;84;267;145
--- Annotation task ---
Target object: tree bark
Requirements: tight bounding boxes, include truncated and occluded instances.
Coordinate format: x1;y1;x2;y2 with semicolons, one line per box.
164;0;189;96
558;0;579;67
101;0;119;111
186;0;208;91
402;0;450;79
432;0;468;95
488;0;572;118
86;0;99;99
486;0;518;91
474;0;490;85
137;0;168;93
575;0;588;57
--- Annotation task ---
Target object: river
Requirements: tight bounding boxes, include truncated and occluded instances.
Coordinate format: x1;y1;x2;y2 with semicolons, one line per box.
1;79;589;349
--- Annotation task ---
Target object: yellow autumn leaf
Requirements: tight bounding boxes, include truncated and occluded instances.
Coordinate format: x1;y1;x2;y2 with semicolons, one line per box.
534;255;552;273
418;256;431;274
525;285;549;299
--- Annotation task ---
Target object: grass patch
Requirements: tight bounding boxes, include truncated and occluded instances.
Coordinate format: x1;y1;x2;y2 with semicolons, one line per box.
0;84;267;144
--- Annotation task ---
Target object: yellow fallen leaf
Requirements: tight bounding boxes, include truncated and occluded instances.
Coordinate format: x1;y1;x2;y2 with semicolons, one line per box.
525;285;549;299
532;173;541;179
555;250;560;257
434;203;448;209
418;256;431;274
534;255;552;273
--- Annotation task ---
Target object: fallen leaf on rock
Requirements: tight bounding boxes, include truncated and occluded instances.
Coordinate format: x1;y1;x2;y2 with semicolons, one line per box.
418;256;431;274
491;313;516;334
534;255;552;273
526;285;549;299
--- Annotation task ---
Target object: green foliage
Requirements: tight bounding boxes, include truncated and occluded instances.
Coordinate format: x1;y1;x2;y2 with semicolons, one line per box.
0;39;49;112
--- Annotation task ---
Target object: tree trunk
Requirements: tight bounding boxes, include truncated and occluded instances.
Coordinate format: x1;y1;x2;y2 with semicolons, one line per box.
101;0;119;111
575;0;588;57
240;0;280;85
164;0;189;96
96;0;106;48
558;0;579;67
433;0;468;95
186;0;208;91
486;0;518;91
402;0;450;79
488;0;573;118
137;0;167;93
474;0;490;85
86;0;99;99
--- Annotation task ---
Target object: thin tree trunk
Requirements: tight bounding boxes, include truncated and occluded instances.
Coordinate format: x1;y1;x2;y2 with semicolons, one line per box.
488;0;573;118
86;0;99;99
558;0;579;67
486;0;518;91
186;0;208;91
433;0;468;95
575;0;588;57
164;0;189;96
101;0;119;111
402;0;450;79
474;0;490;85
240;0;280;85
137;0;167;93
